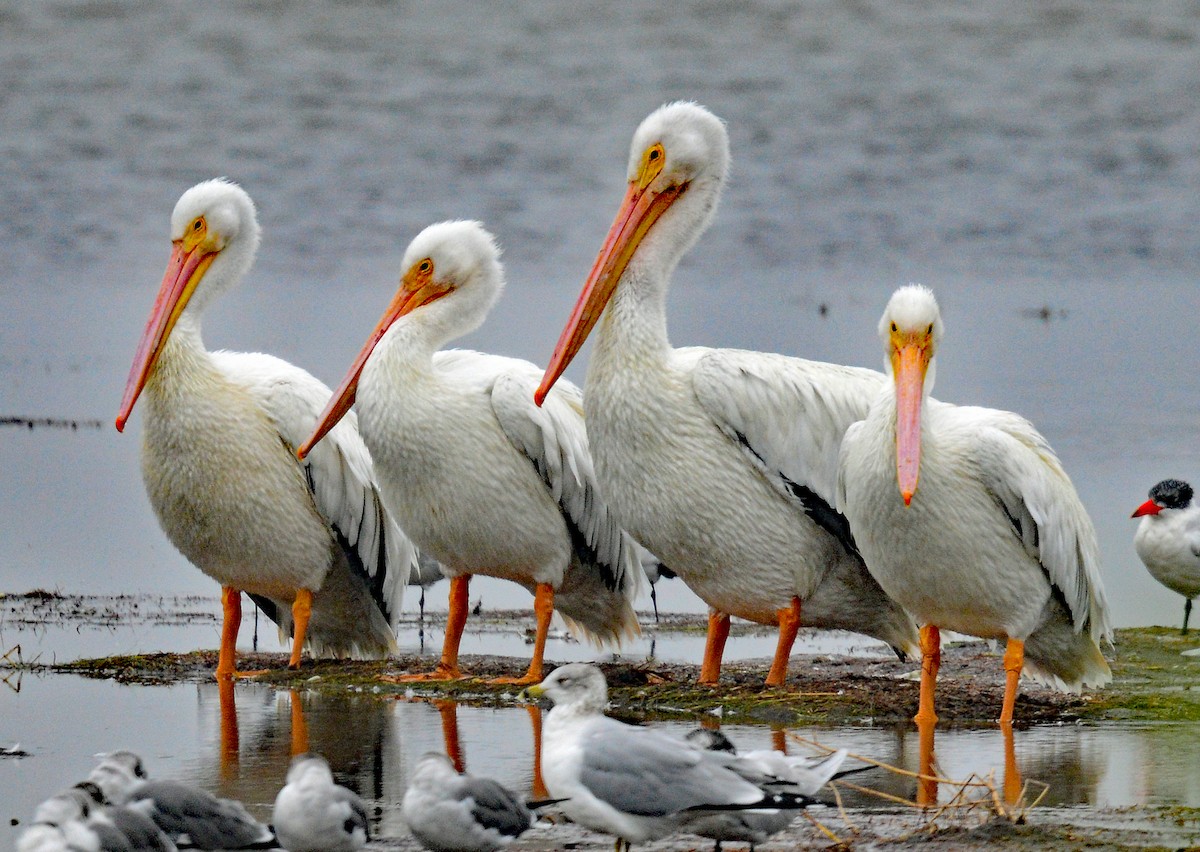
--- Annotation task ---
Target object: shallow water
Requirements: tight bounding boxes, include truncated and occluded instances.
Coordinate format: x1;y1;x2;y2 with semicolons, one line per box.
5;670;1200;848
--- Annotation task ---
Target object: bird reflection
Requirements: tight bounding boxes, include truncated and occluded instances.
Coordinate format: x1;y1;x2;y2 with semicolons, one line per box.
912;719;1023;808
217;681;309;777
203;681;388;815
426;697;548;799
916;716;937;807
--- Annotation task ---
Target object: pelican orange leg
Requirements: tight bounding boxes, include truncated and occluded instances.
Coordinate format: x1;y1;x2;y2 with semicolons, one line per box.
765;596;801;687
396;575;470;681
699;609;731;685
491;583;555;685
914;624;941;725
215;587;269;679
287;588;313;670
215;586;243;680
998;637;1024;724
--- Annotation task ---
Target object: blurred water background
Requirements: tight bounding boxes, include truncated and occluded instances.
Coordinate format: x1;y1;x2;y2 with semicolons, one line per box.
3;0;1200;626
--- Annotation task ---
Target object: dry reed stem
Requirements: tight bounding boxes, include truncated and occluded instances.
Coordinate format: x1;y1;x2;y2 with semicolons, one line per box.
788;731;992;788
802;810;845;845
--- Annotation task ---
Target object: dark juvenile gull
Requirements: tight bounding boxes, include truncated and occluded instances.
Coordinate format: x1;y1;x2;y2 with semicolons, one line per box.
401;752;542;852
524;664;813;850
680;729;848;850
272;753;369;852
87;751;274;850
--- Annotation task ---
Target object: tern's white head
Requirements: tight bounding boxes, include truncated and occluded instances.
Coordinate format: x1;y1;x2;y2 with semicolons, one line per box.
1132;479;1195;519
536;102;729;404
878;284;942;506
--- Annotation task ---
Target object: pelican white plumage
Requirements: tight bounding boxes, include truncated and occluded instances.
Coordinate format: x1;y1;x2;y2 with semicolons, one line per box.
837;285;1112;724
299;220;641;684
1132;478;1200;635
535;101;918;686
115;179;418;678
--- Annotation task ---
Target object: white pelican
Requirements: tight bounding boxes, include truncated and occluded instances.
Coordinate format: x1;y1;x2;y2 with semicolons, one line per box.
273;753;369;852
299;220;641;684
534;101;918;686
116;179;418;678
837;285;1112;724
1132;478;1200;635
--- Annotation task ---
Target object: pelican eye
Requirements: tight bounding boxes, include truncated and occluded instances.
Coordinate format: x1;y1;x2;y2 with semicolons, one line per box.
191;218;204;232
890;322;898;332
418;259;433;274
926;323;934;335
638;142;667;187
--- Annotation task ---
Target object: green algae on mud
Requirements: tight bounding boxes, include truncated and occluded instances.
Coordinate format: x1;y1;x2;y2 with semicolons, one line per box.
36;626;1200;726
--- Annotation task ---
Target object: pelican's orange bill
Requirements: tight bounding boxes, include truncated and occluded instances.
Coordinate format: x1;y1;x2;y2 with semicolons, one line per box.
116;241;217;431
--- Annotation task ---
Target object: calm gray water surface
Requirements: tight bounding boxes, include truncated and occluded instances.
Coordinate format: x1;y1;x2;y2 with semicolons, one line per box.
4;1;1200;627
3;2;1200;841
3;668;1200;848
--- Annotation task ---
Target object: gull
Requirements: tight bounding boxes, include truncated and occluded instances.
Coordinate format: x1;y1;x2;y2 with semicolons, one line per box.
20;789;101;852
401;752;545;852
525;664;812;849
680;730;847;851
272;753;369;852
87;751;274;850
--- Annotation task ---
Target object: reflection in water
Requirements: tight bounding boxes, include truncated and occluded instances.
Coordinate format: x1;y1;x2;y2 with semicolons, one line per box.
2;674;1197;849
191;680;1161;828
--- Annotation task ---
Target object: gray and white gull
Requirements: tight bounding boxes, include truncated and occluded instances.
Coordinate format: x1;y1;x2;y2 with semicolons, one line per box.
525;663;813;850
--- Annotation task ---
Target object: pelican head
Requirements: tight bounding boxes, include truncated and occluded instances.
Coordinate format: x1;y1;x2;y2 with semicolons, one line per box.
116;179;261;431
535;101;729;405
879;285;942;506
298;220;503;459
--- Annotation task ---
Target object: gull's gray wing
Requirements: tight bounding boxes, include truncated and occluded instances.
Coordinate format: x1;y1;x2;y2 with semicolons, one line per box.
459;776;533;839
577;719;764;817
129;780;273;849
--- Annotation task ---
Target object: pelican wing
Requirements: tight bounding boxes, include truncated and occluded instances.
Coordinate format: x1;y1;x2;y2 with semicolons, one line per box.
473;351;638;598
213;351;417;626
688;347;883;554
963;405;1112;644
